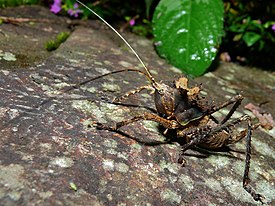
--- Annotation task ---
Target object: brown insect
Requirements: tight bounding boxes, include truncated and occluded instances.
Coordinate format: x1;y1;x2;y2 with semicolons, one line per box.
77;1;264;203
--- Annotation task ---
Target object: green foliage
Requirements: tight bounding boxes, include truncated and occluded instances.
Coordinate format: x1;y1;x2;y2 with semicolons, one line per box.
131;19;152;36
0;0;39;8
152;0;224;77
45;32;70;51
75;0;148;20
223;0;275;68
124;16;152;37
224;1;275;50
4;0;273;71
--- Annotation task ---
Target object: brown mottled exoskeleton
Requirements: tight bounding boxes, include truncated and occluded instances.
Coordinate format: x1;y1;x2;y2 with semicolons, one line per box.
77;1;264;203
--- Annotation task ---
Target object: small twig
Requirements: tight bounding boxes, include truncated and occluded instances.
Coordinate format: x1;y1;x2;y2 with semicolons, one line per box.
0;16;91;27
0;16;56;24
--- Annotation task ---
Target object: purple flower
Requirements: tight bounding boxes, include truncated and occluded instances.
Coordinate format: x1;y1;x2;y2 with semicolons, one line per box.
272;24;275;31
129;19;135;26
68;3;83;18
50;0;62;14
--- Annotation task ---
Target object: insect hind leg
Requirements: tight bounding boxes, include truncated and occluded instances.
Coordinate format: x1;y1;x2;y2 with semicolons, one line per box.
242;116;264;203
178;115;264;203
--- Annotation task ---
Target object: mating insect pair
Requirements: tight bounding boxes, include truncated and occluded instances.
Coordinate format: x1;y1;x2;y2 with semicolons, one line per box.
77;1;264;203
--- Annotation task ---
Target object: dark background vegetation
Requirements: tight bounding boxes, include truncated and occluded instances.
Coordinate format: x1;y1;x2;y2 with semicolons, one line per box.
1;0;274;70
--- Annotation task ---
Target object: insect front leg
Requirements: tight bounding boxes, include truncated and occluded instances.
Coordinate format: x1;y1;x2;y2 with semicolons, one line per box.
95;112;180;131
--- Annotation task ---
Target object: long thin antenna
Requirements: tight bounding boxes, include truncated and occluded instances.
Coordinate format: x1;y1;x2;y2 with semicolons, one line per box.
76;0;157;85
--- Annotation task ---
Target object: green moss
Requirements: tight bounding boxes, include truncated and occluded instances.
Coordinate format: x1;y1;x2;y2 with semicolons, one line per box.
45;32;70;51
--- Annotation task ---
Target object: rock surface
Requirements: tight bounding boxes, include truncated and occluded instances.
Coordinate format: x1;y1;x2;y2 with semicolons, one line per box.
0;5;274;206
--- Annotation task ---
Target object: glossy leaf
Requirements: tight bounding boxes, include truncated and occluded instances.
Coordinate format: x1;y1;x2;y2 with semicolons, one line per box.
152;0;224;76
243;32;261;47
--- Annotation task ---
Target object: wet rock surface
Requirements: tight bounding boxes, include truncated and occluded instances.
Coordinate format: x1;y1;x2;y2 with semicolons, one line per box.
0;5;274;206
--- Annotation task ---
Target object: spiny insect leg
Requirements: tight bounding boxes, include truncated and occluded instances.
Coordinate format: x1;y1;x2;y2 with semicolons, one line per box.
112;85;153;103
117;112;180;130
220;95;243;124
178;115;249;159
209;94;244;122
201;115;254;149
178;115;264;203
242;117;264;203
177;126;212;165
178;126;212;153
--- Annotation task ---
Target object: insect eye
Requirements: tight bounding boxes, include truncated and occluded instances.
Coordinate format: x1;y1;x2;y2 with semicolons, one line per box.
158;89;164;95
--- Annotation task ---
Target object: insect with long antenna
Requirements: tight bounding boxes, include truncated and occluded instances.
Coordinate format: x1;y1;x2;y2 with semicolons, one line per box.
77;0;264;203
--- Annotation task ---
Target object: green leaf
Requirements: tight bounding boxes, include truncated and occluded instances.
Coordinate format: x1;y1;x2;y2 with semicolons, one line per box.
233;33;243;42
229;24;246;33
145;0;154;17
69;182;78;191
263;21;275;29
243;32;261;47
152;0;224;76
